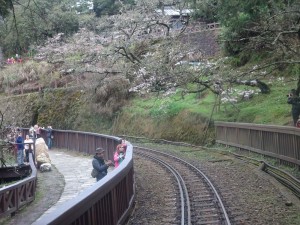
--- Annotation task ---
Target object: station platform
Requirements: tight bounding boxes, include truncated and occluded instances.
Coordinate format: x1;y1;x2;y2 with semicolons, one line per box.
5;149;105;225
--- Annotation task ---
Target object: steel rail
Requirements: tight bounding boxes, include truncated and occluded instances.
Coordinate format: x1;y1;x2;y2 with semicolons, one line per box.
135;146;232;225
136;151;191;225
232;152;300;199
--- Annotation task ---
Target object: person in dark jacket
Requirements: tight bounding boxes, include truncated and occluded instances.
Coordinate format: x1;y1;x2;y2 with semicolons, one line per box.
16;132;24;166
46;125;53;149
92;147;113;181
287;89;300;126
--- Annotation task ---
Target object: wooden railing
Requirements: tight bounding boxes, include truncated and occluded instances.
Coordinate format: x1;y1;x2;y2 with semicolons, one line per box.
215;122;300;168
1;129;135;225
0;153;37;218
32;129;135;225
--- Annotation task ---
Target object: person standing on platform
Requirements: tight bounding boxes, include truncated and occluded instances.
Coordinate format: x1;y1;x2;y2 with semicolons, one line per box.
24;134;34;163
120;138;127;153
29;126;35;139
16;132;24;166
114;145;126;168
34;124;42;138
92;147;113;181
46;125;53;149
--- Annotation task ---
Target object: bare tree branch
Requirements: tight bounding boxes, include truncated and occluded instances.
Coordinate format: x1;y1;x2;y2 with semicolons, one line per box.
272;30;299;44
115;46;141;63
233;60;300;80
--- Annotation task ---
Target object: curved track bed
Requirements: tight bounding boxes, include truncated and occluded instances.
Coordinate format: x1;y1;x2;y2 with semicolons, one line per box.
132;146;231;225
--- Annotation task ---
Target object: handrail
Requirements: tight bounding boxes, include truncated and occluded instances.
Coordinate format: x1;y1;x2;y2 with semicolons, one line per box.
32;129;135;225
0;153;37;217
33;145;134;225
1;129;135;225
215;121;300;167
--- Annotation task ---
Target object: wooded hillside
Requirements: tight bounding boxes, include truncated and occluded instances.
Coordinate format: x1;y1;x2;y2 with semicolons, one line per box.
0;0;299;143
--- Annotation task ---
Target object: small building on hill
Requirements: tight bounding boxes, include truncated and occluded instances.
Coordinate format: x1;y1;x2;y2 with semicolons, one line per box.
155;6;193;29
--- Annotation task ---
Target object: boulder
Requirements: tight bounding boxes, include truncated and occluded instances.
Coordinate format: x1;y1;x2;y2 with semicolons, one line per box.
40;163;52;172
35;138;51;167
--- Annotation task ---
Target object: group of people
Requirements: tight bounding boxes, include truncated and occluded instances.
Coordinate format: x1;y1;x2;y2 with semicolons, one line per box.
6;54;22;64
92;139;127;181
15;124;53;166
16;132;34;166
29;124;53;148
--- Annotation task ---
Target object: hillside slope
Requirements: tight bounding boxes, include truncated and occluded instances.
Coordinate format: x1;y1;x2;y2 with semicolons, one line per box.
0;17;297;144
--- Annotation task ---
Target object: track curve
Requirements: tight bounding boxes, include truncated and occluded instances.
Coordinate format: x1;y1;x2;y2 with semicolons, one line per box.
135;146;231;225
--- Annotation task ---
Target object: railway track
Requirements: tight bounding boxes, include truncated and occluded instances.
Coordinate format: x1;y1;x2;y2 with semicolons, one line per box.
134;146;231;225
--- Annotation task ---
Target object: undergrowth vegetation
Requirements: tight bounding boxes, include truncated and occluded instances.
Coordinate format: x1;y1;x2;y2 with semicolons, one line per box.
0;0;298;146
123;75;294;128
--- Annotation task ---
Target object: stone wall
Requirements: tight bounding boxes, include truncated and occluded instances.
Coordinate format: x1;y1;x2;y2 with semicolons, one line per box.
181;29;221;58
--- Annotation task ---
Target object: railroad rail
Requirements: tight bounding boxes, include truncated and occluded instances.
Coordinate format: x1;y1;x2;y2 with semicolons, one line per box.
3;121;300;223
215;121;300;200
135;146;231;225
136;150;189;224
125;131;300;201
231;152;300;198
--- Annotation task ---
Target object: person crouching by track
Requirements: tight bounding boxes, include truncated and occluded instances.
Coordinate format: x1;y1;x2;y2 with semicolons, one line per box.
92;147;113;181
114;144;126;168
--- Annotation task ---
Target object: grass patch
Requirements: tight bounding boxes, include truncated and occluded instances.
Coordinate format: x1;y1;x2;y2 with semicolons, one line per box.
116;73;297;146
127;80;293;125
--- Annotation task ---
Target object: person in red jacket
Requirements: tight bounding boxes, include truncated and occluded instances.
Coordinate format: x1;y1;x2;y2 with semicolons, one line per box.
114;144;126;168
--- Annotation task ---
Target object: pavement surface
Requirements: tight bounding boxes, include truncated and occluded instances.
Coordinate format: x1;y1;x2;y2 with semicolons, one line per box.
35;150;96;217
2;149;102;225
